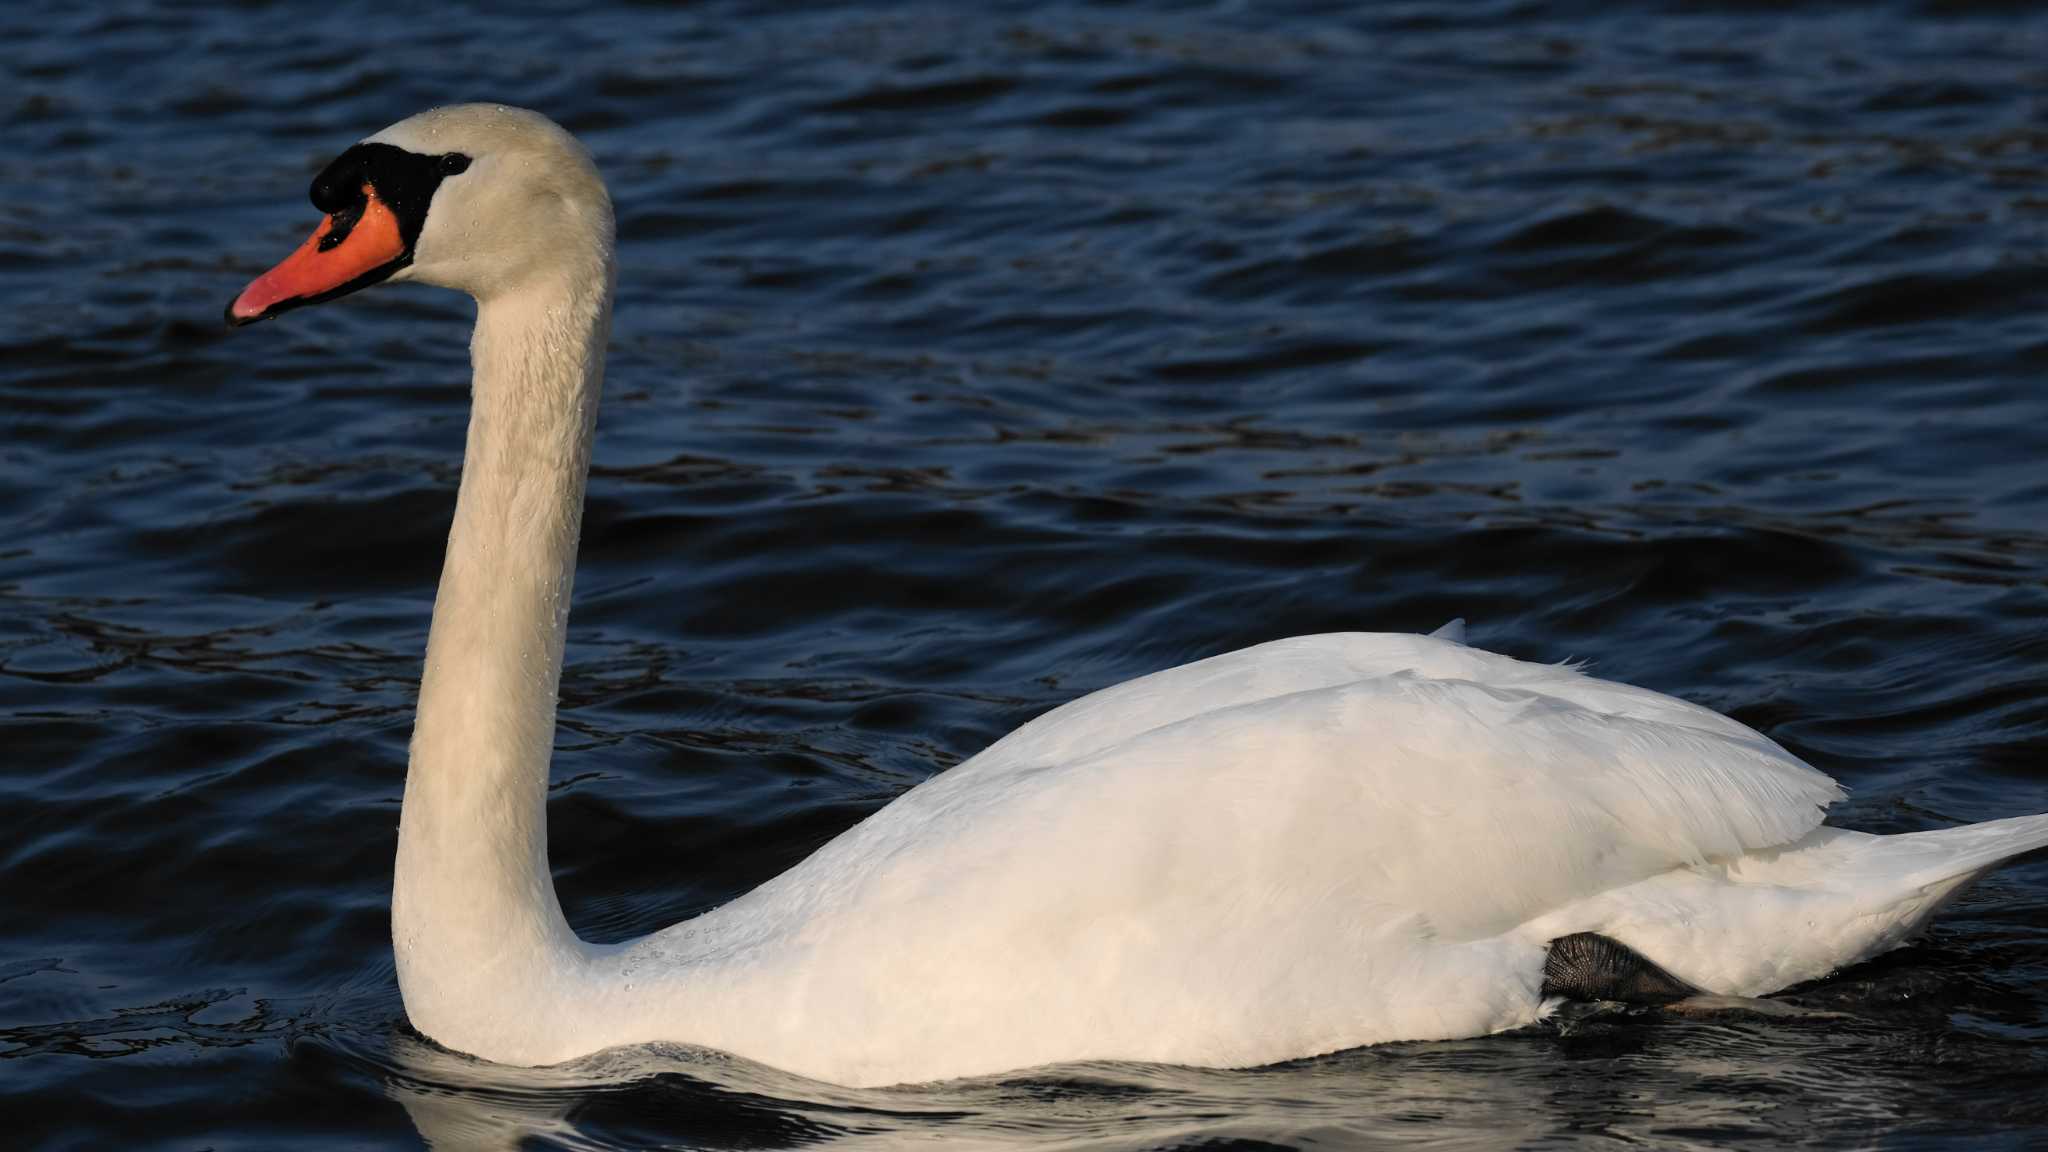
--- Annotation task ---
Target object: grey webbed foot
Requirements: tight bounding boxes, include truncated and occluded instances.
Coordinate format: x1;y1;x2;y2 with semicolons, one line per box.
1542;932;1698;1005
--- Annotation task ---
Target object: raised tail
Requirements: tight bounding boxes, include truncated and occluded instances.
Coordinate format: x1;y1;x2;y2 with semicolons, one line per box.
1750;812;2048;990
1788;812;2048;974
1876;811;2048;891
1567;812;2048;998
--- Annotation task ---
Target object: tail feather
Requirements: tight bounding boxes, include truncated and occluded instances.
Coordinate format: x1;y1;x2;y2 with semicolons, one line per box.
1887;812;2048;891
1567;813;2048;998
1826;812;2048;971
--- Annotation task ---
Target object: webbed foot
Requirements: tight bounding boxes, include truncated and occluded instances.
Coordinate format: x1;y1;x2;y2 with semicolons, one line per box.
1542;932;1698;1005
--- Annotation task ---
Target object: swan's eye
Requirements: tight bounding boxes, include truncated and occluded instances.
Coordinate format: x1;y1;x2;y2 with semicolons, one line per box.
439;153;472;176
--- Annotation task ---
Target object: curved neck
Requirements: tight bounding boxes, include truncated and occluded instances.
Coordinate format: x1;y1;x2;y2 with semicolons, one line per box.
393;263;612;1032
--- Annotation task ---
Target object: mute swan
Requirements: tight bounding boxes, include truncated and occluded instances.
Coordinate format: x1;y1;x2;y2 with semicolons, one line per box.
225;105;2048;1089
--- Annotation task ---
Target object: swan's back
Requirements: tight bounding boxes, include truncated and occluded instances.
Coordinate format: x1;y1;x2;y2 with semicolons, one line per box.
979;630;1785;771
733;633;1840;929
619;631;1843;1083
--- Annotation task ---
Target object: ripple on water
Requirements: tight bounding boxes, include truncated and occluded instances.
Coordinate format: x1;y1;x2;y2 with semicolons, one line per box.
3;1;2048;1149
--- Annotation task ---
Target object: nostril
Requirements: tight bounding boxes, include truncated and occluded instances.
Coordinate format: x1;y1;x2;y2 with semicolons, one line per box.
316;199;367;252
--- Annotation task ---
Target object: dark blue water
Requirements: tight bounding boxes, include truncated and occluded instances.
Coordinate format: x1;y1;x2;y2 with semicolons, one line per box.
6;1;2048;1147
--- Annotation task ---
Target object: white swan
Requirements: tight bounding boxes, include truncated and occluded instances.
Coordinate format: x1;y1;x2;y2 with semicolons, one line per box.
226;105;2048;1089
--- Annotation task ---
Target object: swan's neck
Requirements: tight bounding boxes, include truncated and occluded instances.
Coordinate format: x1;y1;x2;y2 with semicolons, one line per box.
393;264;612;1037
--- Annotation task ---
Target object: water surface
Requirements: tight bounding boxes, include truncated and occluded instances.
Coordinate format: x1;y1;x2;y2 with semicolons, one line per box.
4;1;2048;1148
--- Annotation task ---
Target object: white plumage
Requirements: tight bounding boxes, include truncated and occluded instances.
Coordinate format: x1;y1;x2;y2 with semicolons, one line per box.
585;629;2041;1086
231;105;2048;1089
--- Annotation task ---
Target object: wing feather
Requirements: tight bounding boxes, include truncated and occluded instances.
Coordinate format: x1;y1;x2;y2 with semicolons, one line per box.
762;632;1841;946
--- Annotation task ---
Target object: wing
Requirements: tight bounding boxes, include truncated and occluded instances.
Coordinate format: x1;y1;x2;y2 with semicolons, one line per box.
653;630;1844;1079
727;631;1842;944
969;630;1800;781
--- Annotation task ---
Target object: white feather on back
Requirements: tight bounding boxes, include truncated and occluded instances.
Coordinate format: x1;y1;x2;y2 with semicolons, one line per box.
731;633;1841;935
605;632;1845;1083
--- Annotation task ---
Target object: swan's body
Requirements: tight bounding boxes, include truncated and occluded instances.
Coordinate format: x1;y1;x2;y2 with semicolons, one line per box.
227;106;2048;1089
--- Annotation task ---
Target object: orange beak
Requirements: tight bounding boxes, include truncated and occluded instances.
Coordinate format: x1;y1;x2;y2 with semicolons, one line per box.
227;185;408;326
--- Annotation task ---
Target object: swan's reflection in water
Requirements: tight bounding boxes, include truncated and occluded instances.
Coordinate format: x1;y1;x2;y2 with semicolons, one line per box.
380;996;2038;1151
383;1029;1550;1151
386;1031;948;1151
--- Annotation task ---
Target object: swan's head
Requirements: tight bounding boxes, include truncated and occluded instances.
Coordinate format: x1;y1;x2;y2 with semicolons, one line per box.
227;104;612;326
